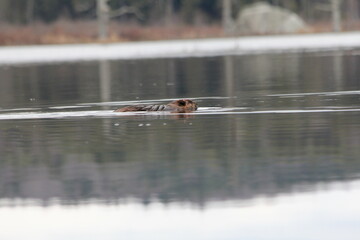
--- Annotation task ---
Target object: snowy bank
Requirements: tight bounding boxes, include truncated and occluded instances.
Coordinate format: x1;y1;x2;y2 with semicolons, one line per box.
0;32;360;65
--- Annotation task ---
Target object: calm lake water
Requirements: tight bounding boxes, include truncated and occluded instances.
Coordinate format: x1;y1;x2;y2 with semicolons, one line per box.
0;50;360;240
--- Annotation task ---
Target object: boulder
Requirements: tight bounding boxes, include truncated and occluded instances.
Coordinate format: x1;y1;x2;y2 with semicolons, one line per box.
236;2;306;34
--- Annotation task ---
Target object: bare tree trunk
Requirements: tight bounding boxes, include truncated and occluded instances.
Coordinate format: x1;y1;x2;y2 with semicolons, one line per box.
0;1;6;21
347;0;359;22
222;0;233;34
97;0;110;40
165;0;174;26
302;0;310;22
26;0;34;24
331;0;342;32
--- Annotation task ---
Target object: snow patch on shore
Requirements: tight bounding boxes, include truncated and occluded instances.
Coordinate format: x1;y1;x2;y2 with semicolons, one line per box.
0;32;360;65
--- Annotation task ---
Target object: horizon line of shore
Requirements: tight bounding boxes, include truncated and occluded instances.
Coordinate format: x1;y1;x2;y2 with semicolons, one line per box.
0;31;360;65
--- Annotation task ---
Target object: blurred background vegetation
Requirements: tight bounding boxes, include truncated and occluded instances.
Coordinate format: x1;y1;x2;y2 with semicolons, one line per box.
0;0;359;45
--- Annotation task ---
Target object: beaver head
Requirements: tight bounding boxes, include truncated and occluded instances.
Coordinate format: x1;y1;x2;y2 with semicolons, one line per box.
167;99;198;113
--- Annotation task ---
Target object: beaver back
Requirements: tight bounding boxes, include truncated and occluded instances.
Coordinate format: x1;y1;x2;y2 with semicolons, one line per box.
114;99;198;113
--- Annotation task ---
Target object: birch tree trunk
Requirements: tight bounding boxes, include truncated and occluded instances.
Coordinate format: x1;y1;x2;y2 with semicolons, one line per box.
331;0;342;32
97;0;110;40
222;0;233;34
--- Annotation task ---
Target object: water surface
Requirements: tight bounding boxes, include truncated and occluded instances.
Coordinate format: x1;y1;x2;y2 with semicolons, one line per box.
0;50;360;239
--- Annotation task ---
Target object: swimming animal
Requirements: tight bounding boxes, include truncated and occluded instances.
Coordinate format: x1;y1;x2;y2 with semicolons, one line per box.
114;99;198;113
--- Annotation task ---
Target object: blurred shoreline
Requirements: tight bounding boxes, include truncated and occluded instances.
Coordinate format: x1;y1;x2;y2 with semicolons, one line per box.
1;19;360;46
0;22;225;46
0;31;360;65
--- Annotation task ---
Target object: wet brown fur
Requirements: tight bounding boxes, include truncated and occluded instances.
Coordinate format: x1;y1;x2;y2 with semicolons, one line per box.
114;99;198;113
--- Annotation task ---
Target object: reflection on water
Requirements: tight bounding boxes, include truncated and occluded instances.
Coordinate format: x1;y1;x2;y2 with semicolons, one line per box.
1;180;360;240
1;50;359;110
0;50;360;239
1;108;359;207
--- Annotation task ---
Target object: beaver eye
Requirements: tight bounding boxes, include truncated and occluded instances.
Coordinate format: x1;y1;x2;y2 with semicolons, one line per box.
178;100;186;106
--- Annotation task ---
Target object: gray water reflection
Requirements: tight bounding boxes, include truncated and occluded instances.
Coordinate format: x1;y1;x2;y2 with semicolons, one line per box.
0;51;359;110
0;50;360;208
1;111;360;206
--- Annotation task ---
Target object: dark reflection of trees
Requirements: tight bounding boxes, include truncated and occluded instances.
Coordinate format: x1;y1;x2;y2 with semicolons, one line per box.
0;62;99;108
1;51;359;109
0;51;360;206
0;112;360;206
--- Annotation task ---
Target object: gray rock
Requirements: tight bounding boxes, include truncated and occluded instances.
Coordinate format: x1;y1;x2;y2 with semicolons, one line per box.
236;2;306;34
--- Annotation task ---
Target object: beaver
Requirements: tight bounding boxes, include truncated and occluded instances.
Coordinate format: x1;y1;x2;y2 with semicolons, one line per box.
114;99;198;113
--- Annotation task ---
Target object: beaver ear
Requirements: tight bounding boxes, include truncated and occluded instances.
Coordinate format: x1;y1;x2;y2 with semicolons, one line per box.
177;100;186;106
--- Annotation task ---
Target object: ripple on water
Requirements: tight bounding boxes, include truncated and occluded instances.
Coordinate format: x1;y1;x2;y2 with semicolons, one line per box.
0;94;359;120
0;107;360;121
